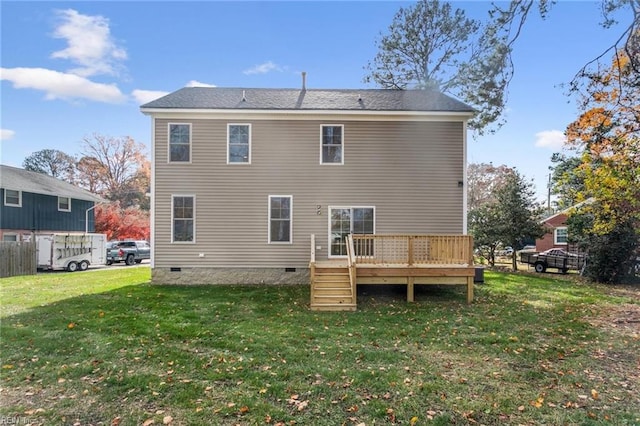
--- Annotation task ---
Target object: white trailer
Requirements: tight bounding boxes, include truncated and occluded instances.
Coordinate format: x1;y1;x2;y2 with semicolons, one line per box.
36;233;107;272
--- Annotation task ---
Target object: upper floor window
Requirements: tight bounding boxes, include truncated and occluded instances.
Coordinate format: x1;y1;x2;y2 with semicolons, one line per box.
554;227;568;245
58;196;71;212
269;195;292;244
321;125;344;164
228;124;251;164
172;195;195;243
169;123;191;162
4;189;21;207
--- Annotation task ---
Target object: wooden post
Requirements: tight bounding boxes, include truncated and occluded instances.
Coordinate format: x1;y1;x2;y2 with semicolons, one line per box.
407;276;414;302
467;276;474;303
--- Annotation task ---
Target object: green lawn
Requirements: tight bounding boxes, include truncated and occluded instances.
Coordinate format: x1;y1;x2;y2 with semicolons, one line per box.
1;268;638;425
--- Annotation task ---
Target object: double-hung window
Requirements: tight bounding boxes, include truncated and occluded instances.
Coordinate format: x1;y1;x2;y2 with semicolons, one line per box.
269;196;292;243
172;195;195;243
228;124;251;164
321;125;344;164
4;189;21;207
58;196;71;212
169;123;191;162
554;227;568;245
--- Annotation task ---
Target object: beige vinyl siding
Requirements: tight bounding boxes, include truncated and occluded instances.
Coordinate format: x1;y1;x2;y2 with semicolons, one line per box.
153;118;464;268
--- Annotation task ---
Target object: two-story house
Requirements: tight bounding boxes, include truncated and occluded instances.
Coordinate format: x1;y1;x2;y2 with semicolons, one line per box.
0;165;102;241
141;84;475;286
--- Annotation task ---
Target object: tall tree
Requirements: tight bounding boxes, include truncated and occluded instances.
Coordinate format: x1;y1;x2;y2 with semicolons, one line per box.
467;162;515;211
548;153;586;211
493;171;545;271
77;134;149;209
366;0;639;134
562;47;640;283
468;204;503;266
22;149;76;182
365;0;516;133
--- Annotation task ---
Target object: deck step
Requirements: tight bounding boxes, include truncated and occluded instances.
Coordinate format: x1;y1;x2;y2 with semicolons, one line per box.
311;265;356;310
310;303;357;312
315;267;349;275
313;287;353;296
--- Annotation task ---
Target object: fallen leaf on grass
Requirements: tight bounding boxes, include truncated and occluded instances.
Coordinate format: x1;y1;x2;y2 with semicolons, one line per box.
410;416;419;425
163;416;173;424
142;419;154;426
591;389;599;400
530;397;544;408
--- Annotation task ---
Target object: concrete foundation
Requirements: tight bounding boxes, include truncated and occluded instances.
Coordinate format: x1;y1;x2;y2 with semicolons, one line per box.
151;267;310;285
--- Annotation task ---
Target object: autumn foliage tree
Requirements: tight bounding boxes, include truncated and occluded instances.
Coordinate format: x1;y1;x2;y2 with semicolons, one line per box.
95;203;150;241
563;47;640;283
22;134;151;241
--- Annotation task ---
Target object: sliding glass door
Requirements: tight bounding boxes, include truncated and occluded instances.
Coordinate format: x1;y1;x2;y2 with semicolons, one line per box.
329;207;374;256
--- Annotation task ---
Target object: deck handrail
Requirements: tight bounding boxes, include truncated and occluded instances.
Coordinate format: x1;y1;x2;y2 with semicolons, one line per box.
351;234;473;266
345;234;357;298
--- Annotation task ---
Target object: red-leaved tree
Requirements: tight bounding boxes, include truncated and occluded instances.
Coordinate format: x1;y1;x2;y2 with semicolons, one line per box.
95;203;150;241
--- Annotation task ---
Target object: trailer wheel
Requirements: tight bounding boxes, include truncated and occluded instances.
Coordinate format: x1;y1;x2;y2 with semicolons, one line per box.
125;254;135;266
67;262;79;272
534;262;547;273
79;260;90;271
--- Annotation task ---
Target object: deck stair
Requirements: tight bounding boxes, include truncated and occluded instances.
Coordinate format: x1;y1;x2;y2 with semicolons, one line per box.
310;266;356;311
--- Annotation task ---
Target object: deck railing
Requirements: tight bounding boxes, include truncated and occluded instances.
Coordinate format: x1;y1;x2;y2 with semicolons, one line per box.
351;234;473;266
345;234;357;297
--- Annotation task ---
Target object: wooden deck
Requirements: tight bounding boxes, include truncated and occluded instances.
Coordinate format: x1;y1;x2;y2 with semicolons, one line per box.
310;234;474;311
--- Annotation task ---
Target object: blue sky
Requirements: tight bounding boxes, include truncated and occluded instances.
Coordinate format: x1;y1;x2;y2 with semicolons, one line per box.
0;1;631;202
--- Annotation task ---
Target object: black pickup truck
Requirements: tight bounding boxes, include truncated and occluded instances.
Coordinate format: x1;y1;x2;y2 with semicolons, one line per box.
106;240;151;266
520;248;586;273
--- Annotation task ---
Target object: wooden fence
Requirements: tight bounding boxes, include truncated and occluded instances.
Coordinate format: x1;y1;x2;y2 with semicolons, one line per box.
0;241;37;278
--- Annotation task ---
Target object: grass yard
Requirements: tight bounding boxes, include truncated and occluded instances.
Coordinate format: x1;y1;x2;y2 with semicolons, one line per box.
0;268;638;425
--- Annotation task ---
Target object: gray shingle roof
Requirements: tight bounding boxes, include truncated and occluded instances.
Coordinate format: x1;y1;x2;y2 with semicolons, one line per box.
141;87;474;113
0;165;103;202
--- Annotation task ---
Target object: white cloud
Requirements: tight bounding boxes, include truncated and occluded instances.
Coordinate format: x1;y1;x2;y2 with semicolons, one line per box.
534;130;566;150
1;129;16;140
243;61;282;75
0;67;127;103
185;80;216;88
132;89;169;104
51;9;127;77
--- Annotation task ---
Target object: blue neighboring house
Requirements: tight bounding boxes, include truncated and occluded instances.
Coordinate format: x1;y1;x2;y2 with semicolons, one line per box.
0;165;103;241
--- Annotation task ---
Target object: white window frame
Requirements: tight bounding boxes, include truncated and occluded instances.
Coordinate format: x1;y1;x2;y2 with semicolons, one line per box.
58;196;71;212
4;189;21;207
554;226;568;245
3;233;18;242
227;123;252;164
171;194;196;244
327;205;376;258
268;195;293;244
320;124;344;165
168;123;192;163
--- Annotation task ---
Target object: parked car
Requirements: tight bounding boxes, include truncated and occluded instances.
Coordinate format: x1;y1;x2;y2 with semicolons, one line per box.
497;246;514;256
107;240;151;266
